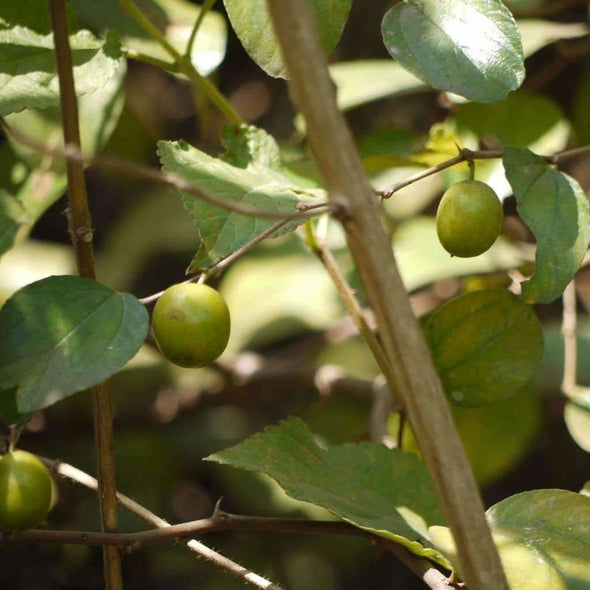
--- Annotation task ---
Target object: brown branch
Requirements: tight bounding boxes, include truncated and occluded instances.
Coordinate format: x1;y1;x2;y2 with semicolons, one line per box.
266;1;508;588
47;2;122;588
139;204;329;305
40;459;284;590
0;120;327;222
376;145;590;198
6;454;453;590
3;510;454;590
27;458;453;590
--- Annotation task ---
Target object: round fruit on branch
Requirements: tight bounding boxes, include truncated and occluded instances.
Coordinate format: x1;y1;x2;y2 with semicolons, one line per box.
0;450;54;530
151;283;230;368
436;180;503;258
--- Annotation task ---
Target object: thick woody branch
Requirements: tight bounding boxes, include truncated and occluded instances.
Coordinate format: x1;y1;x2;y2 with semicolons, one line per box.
266;1;508;588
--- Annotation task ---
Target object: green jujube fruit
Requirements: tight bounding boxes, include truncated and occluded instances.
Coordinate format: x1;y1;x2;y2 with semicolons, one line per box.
151;283;230;368
436;180;503;257
0;450;53;530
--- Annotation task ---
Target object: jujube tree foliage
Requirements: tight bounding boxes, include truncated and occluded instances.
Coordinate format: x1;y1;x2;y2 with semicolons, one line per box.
0;0;589;589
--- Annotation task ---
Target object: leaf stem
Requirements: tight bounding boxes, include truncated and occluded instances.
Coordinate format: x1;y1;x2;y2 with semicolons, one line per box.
120;0;244;125
184;0;218;59
48;2;122;588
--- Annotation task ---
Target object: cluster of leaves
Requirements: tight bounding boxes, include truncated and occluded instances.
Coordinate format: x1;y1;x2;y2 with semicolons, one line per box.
1;0;590;588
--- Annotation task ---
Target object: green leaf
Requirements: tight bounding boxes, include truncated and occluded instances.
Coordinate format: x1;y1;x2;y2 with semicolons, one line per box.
430;490;590;589
220;251;341;355
224;0;352;78
0;388;33;426
519;19;589;58
503;147;590;304
0;28;123;116
70;0;227;76
220;124;282;171
454;91;570;154
564;402;590;453
329;60;427;112
206;417;450;567
295;60;428;134
381;0;524;103
389;385;542;487
0;190;30;257
0;276;149;412
5;59;126;173
0;240;75;305
0;0;78;34
422;289;544;406
157;127;324;272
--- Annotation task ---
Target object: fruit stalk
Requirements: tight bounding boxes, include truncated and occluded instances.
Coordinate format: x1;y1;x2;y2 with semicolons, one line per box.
266;0;509;588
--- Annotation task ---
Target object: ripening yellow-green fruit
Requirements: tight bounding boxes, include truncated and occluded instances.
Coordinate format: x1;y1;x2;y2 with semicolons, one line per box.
152;283;230;368
0;450;53;530
436;180;503;258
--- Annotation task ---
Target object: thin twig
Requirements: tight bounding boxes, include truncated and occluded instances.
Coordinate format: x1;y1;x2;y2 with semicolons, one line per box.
267;1;508;587
0;120;325;222
304;223;398;390
48;2;122;588
120;0;244;125
184;0;218;59
139;204;329;305
376;145;590;198
39;459;283;590
562;280;578;396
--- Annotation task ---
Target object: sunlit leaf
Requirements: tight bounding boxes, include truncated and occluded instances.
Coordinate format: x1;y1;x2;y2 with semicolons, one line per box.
430;490;590;589
220;251;341;354
207;417;450;568
0;28;122;116
519;19;589;58
393;217;529;292
388;385;541;487
157;126;324;272
70;0;227;76
422;289;544;406
504;147;590;304
381;0;524;103
0;276;149;412
5;60;126;173
224;0;351;78
329;60;427;112
454;91;570;154
564;402;590;454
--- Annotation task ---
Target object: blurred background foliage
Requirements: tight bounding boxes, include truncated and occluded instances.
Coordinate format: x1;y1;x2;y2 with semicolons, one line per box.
1;0;590;588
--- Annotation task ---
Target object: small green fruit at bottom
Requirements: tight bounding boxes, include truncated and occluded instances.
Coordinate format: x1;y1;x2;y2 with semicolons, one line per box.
152;283;230;368
436;180;503;257
0;450;53;530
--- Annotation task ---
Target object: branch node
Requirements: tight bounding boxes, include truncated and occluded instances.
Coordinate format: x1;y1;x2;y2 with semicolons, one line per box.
329;198;351;222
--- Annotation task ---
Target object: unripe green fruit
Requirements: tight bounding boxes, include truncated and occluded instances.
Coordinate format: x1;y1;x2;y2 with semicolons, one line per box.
152;283;230;368
436;180;503;258
0;450;53;530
